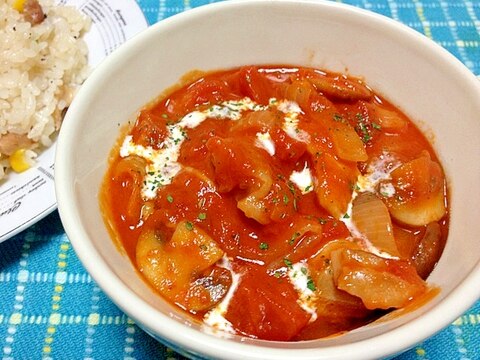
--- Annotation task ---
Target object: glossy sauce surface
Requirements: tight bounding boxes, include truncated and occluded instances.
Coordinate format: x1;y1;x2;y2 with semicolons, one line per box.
101;66;449;341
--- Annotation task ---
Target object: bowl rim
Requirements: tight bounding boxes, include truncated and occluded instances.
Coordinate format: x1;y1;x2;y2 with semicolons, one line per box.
55;0;480;359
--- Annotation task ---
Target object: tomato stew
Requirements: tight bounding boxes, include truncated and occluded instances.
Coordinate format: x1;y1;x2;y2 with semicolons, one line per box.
101;66;448;341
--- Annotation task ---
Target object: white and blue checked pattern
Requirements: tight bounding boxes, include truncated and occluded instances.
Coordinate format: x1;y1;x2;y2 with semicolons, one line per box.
1;0;479;359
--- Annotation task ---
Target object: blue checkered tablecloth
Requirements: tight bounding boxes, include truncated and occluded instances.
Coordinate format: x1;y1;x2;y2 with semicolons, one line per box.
1;0;479;359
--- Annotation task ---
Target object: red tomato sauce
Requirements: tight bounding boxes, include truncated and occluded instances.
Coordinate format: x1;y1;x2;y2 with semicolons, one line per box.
101;65;449;341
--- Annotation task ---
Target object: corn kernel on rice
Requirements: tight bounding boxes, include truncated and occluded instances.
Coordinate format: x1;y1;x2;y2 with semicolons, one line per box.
0;0;90;179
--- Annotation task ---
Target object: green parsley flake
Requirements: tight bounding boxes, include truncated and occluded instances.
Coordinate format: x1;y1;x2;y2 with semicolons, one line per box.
259;242;269;250
287;182;296;194
333;113;344;122
166;195;174;203
288;231;301;245
356;122;371;143
198;212;207;220
307;277;317;291
283;258;293;269
185;221;194;231
269;98;278;105
283;194;289;205
301;267;308;275
343;213;350;219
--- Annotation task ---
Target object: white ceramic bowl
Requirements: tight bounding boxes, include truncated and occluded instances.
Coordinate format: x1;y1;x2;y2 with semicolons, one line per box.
55;1;480;359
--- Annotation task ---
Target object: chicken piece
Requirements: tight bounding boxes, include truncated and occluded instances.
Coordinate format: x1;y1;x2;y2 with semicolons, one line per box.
136;222;228;312
386;151;446;226
331;248;427;310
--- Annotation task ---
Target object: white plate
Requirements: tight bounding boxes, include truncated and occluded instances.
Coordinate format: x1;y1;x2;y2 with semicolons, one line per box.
0;0;148;243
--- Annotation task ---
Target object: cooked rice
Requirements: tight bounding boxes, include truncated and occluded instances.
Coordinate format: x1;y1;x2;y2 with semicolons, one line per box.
0;0;90;179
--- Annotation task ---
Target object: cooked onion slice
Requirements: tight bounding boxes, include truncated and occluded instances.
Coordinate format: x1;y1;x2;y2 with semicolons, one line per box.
313;153;359;218
331;248;427;310
283;80;314;109
112;155;147;221
367;104;407;132
351;192;400;257
237;167;273;225
330;123;368;162
309;76;373;101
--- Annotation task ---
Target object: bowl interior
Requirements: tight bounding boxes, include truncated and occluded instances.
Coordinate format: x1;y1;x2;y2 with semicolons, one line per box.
56;1;480;359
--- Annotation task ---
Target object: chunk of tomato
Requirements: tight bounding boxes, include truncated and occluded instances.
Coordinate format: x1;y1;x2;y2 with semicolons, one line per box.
225;266;311;340
269;127;307;162
166;77;240;115
131;110;168;148
206;136;271;193
238;66;282;104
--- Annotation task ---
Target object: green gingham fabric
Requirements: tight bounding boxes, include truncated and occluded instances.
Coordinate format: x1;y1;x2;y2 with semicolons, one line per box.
1;0;479;359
